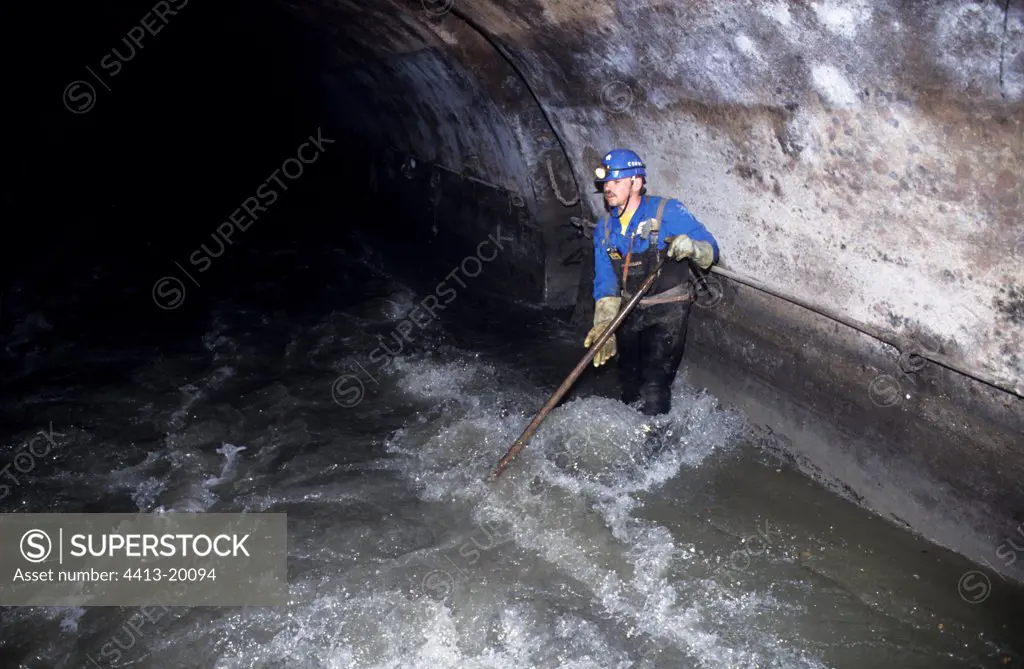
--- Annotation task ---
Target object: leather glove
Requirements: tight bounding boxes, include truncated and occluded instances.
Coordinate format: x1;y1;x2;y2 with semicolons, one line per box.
666;235;715;270
583;296;620;367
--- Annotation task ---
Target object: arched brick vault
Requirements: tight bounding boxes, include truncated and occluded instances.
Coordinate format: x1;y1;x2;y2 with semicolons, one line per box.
294;0;1024;578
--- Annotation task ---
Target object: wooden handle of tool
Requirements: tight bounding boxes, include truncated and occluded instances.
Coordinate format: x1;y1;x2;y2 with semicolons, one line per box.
486;258;667;481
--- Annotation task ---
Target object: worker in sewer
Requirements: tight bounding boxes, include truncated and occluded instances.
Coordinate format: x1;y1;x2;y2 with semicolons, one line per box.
583;148;720;416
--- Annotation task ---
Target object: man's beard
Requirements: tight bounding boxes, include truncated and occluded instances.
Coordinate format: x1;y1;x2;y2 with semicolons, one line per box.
604;192;627;213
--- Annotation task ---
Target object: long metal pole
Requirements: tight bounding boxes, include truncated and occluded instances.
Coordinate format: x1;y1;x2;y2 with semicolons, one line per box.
486;259;668;482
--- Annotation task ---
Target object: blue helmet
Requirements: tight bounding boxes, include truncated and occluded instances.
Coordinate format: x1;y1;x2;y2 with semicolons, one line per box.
594;148;646;182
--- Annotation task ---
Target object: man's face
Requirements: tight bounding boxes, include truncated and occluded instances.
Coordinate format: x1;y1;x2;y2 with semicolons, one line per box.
603;176;639;210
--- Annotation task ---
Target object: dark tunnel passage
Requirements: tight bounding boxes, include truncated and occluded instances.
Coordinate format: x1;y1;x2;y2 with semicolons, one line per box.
5;0;583;339
3;0;1024;666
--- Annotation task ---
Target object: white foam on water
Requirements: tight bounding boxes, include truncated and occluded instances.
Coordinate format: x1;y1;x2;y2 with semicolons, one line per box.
373;352;829;668
197;587;638;669
167;365;236;431
130;475;167;510
381;289;418;322
393;356;490;405
58;607;87;632
0;606;89;641
205;443;247;486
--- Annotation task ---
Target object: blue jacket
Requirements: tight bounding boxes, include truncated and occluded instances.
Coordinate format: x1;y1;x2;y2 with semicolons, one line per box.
593;195;720;301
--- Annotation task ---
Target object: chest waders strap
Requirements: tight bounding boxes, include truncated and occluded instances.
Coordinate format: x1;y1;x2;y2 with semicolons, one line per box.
650;197;669;259
641;197;695;305
601;197;674;297
601;197;671;258
622;197;670;285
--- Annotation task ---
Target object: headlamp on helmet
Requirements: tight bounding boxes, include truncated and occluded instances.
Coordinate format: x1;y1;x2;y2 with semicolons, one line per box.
593;148;647;183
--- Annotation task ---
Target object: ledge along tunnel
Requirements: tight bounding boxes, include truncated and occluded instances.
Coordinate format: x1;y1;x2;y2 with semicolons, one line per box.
2;0;1023;667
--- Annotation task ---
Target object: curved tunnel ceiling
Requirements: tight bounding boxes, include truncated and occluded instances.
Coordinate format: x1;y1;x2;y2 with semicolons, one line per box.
294;0;1023;397
291;0;548;198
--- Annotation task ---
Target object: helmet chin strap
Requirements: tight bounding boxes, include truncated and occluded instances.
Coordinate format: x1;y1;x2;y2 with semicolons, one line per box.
615;177;637;218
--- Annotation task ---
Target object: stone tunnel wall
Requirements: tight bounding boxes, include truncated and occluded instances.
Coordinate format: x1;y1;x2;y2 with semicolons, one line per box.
290;0;1024;576
301;0;1022;391
503;0;1023;395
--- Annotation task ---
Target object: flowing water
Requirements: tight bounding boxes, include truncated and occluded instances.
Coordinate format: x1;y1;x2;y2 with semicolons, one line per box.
1;240;1022;669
